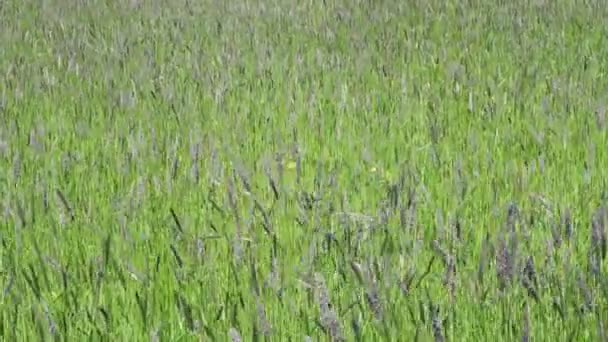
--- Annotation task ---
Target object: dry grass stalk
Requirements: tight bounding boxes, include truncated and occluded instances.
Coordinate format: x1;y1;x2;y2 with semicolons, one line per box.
522;301;530;342
227;176;244;264
55;189;75;225
262;157;279;200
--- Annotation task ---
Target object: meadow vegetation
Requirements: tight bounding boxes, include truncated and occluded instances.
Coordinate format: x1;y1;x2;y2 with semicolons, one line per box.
1;0;607;340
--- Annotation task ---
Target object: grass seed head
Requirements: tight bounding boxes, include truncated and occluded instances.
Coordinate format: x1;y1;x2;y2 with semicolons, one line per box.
577;273;594;313
596;104;606;130
431;304;445;342
256;300;272;336
444;256;456;298
507;202;520;232
365;286;383;321
496;234;514;290
591;207;607;261
562;208;573;241
228;327;242;342
313;273;344;341
523;256;538;288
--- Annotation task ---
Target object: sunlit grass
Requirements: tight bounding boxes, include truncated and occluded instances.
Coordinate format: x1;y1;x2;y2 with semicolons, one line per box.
1;0;607;340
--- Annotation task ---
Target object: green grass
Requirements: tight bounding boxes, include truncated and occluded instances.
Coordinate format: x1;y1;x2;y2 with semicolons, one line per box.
1;0;607;341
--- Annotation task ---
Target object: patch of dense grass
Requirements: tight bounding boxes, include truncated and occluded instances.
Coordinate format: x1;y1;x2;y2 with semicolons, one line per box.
1;1;607;340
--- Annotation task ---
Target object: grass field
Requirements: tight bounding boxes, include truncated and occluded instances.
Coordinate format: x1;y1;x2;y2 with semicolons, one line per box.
1;0;608;340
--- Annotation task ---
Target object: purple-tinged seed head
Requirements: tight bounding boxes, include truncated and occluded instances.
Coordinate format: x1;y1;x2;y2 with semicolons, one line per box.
256;299;272;336
365;283;383;321
596;104;606;131
591;207;607;261
562;208;573;241
313;273;344;342
431;304;445;342
228;327;242;342
496;235;513;290
507;202;519;232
